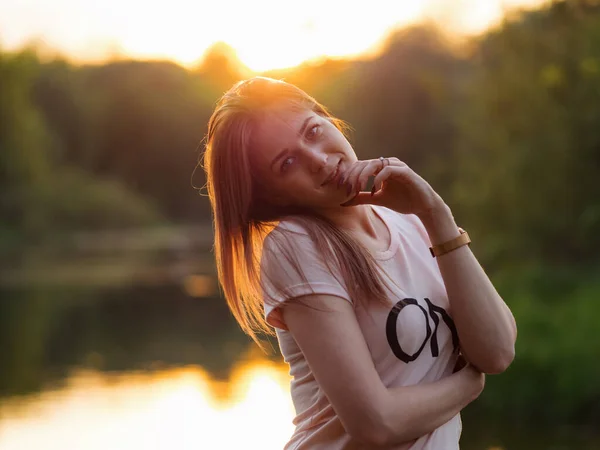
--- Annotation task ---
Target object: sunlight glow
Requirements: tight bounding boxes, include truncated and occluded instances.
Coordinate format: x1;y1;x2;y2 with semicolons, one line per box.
0;0;547;72
0;357;295;450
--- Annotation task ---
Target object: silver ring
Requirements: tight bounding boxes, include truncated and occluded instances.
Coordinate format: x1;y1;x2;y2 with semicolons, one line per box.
379;156;386;168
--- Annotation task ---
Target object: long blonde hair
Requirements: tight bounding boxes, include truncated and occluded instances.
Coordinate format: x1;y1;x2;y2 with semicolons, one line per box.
202;77;390;348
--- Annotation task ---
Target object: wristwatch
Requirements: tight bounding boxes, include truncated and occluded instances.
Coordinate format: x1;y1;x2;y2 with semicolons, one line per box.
429;228;471;258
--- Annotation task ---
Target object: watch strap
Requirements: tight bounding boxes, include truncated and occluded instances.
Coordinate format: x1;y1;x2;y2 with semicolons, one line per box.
429;228;471;258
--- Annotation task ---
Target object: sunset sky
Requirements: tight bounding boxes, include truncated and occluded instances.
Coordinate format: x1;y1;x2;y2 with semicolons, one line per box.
0;0;546;72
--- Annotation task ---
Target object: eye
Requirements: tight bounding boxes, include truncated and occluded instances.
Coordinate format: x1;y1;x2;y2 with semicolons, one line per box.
306;124;321;140
280;156;295;172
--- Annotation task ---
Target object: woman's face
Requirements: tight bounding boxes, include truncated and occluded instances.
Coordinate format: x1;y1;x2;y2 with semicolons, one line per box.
250;104;357;210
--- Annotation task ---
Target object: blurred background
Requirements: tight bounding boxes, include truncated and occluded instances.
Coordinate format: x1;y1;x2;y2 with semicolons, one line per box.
0;0;599;448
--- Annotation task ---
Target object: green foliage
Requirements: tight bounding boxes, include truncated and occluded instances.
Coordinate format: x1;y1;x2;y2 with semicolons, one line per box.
0;50;54;233
39;166;163;230
0;51;164;250
452;2;600;265
73;60;217;220
475;264;600;425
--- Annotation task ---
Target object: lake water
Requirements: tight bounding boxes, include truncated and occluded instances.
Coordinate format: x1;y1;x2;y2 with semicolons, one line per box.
0;358;296;450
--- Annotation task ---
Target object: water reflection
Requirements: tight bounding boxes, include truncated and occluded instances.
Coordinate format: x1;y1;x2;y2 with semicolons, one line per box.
0;358;295;450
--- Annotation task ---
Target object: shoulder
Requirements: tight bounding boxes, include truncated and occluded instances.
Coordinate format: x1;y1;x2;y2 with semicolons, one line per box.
265;217;310;241
261;217;330;271
263;217;313;255
263;215;342;255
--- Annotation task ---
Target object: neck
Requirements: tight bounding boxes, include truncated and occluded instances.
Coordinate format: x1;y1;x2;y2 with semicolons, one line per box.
318;204;380;239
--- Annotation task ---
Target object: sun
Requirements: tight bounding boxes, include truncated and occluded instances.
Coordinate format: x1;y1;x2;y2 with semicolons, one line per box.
82;0;429;72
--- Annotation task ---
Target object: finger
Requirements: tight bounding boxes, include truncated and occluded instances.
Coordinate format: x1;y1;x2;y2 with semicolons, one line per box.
341;186;390;206
385;157;408;168
338;161;359;189
372;166;393;193
356;160;382;193
340;192;375;207
350;158;387;194
372;166;411;193
341;161;367;196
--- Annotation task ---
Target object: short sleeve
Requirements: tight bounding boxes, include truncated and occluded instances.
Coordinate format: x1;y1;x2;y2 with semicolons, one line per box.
260;221;352;330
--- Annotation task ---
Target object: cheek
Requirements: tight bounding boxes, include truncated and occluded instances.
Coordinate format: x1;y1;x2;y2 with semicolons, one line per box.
327;127;351;151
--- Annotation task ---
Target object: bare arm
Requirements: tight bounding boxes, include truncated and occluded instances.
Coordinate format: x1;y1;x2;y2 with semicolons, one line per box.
418;204;517;374
282;294;484;447
380;365;483;445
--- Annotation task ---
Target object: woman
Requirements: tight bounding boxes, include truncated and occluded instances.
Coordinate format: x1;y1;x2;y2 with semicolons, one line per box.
202;76;517;449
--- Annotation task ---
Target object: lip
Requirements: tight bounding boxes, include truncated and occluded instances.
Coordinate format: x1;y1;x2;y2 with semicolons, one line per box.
321;161;341;187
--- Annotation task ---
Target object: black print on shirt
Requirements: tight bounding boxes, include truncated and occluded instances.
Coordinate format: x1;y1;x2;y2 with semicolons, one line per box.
386;298;459;363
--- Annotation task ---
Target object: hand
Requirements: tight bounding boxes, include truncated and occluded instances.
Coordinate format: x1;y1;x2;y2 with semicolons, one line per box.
458;361;486;401
340;157;445;216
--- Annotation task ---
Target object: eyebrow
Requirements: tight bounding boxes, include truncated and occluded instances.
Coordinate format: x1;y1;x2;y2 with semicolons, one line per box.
270;116;313;171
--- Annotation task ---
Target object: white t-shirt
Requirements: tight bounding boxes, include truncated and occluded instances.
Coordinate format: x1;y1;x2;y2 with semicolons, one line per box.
262;205;462;450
